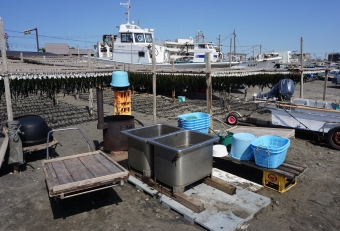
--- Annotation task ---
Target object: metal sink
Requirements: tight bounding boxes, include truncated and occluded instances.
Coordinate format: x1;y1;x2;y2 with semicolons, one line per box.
148;130;219;192
121;123;182;177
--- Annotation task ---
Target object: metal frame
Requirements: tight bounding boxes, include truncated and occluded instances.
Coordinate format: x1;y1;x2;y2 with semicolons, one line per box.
46;127;95;160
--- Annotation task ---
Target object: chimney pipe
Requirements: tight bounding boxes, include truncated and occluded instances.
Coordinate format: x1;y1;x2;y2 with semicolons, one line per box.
97;88;108;129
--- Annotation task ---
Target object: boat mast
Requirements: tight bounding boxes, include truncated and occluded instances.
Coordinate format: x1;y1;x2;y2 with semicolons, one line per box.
233;29;236;56
120;0;131;24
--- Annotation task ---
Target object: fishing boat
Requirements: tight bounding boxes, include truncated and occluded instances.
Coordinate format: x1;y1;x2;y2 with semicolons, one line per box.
96;0;240;68
232;52;282;69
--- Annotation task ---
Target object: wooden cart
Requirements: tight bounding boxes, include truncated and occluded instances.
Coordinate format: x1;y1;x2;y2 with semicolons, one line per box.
42;128;129;199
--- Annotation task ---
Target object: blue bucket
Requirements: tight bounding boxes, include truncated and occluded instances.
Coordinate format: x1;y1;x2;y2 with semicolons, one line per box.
229;133;257;160
110;71;130;87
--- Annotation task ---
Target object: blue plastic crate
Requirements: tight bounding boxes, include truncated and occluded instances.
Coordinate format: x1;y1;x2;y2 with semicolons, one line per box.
178;112;210;121
191;127;209;134
251;135;290;168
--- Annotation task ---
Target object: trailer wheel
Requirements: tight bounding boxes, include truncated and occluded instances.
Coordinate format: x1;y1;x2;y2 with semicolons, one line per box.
226;113;238;126
327;127;340;150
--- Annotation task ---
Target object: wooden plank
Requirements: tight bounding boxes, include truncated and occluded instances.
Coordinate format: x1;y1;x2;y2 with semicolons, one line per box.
130;170;204;213
94;153;126;174
23;138;58;153
241;161;296;180
231;126;295;139
173;192;205;213
44;163;60;188
203;177;236;195
51;161;74;185
212;168;263;192
277;165;301;176
43;151;99;164
63;158;94;182
0;133;9;168
52;171;129;194
79;155;112;177
282;160;308;170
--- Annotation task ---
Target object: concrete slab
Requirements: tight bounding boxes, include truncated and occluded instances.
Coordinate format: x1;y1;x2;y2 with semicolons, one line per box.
228;126;295;138
128;175;270;231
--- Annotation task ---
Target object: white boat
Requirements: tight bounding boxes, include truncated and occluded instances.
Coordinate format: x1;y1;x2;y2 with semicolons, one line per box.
232;52;282;69
96;0;240;68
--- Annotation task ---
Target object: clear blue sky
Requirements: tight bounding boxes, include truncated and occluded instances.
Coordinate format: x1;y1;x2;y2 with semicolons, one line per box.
1;0;339;59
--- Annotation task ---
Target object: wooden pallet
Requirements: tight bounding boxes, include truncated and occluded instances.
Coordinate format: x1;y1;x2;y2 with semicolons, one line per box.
42;150;129;199
129;169;236;213
216;156;308;193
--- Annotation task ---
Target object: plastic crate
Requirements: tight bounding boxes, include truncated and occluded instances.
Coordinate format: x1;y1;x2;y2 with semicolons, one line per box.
251;136;290;168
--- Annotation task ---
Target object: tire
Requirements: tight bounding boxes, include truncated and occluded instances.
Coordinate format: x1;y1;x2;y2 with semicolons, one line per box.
226;113;238;125
327;126;340;150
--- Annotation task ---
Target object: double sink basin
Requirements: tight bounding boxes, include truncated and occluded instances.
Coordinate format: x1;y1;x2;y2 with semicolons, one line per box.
121;123;218;192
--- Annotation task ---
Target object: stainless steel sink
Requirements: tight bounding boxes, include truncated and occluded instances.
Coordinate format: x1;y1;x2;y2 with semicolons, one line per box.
148;130;219;192
121;123;182;177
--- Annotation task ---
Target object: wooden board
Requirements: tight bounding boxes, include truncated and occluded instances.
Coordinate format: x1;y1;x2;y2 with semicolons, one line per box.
217;155;307;181
42;150;129;197
230;126;295;139
23;138;58;153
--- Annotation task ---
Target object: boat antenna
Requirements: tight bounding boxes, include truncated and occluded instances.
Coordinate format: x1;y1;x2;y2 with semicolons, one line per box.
120;0;131;24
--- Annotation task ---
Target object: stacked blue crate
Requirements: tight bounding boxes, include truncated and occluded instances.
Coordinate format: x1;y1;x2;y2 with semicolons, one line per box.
177;112;210;133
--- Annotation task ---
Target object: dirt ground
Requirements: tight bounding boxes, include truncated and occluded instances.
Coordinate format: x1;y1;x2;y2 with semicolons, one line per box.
0;79;339;231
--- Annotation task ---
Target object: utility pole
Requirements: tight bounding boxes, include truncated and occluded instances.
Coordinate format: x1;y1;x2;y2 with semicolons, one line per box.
24;28;39;52
300;37;304;99
217;35;221;60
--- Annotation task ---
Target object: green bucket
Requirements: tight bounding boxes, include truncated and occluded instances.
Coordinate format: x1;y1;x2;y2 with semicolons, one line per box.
216;130;234;151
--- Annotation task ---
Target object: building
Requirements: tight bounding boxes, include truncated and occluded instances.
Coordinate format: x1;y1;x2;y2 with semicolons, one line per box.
45;43;95;56
328;52;340;62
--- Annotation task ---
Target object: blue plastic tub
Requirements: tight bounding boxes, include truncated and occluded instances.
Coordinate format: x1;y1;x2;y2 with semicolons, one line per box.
251;135;290;168
177;112;210;131
229;133;257;160
178;96;186;102
110;71;130;87
178;112;210;121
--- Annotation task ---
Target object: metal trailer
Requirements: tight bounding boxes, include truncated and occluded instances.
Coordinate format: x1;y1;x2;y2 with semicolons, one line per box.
42;128;129;199
258;99;340;150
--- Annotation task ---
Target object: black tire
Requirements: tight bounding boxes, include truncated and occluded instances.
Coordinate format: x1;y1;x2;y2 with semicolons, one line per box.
327;127;340;150
226;113;238;126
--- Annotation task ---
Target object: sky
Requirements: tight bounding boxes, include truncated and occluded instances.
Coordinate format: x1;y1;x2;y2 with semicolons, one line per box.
0;0;339;59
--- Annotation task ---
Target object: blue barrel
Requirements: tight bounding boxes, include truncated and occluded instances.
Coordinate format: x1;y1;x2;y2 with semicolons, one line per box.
229;133;256;160
110;71;130;87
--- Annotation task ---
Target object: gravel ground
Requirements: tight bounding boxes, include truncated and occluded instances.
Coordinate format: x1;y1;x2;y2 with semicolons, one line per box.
0;79;339;231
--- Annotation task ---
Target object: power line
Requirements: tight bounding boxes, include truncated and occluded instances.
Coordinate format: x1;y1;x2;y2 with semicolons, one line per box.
5;29;96;44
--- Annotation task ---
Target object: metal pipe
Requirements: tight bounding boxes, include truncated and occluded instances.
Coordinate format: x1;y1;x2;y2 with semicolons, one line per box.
96;88;108;129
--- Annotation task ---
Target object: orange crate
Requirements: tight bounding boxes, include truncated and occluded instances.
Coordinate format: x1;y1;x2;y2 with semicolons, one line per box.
114;102;131;115
114;90;131;102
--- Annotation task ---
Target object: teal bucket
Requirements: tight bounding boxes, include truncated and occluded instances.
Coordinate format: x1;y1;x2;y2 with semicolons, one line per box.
178;96;186;102
229;133;256;160
110;71;130;87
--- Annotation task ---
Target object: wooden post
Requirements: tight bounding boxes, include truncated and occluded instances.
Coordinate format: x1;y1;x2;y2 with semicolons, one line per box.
206;52;213;132
323;69;329;101
152;39;157;124
0;18;13;122
172;89;176;103
87;49;91;69
89;88;94;116
300;37;304;99
20;52;24;62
